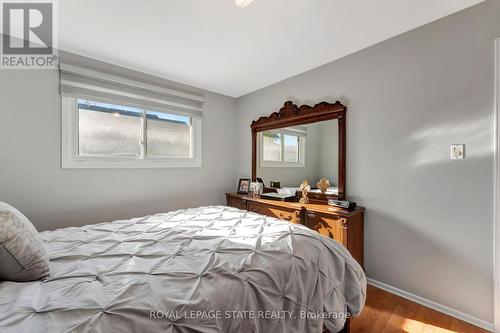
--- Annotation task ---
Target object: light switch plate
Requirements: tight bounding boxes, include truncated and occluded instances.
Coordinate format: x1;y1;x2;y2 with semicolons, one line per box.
450;144;465;160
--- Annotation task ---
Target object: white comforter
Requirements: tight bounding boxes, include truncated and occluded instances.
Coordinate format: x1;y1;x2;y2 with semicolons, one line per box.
0;206;366;333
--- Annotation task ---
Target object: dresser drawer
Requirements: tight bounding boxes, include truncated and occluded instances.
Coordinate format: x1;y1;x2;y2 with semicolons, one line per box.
227;196;246;210
247;202;301;224
306;212;346;244
306;212;363;267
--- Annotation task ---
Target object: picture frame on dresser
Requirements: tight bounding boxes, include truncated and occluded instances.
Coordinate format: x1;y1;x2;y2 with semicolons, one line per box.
237;178;250;194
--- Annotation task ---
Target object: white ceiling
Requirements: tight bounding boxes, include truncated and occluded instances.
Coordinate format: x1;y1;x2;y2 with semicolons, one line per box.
59;0;484;98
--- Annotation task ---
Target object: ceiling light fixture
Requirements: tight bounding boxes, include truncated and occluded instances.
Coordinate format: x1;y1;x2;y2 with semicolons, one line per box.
234;0;254;8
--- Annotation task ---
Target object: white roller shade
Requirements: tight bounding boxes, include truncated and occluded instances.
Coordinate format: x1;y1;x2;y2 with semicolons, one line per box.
60;63;204;118
269;127;307;137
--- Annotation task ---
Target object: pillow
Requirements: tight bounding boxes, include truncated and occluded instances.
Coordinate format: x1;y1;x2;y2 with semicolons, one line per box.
0;202;49;281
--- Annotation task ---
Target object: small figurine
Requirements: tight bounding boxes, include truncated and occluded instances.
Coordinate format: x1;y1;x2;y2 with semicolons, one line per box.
299;180;311;204
316;178;330;194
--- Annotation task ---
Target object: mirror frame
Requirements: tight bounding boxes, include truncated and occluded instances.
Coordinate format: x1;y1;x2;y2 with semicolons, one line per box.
251;101;346;202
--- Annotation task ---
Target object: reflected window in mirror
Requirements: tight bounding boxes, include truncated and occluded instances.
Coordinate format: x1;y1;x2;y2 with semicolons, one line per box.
284;134;299;162
257;120;338;190
263;132;282;162
259;128;306;168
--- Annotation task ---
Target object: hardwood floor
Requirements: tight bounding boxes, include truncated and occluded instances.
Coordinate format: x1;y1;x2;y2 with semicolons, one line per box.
350;285;490;333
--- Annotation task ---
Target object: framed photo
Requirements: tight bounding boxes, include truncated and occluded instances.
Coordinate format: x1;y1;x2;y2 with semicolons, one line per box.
237;178;251;194
270;181;281;189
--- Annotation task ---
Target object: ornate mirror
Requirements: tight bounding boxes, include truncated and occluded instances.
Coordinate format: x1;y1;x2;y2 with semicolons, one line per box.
251;101;346;201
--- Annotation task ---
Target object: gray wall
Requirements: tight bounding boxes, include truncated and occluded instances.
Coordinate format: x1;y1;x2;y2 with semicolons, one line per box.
0;63;237;232
235;0;497;323
317;120;339;185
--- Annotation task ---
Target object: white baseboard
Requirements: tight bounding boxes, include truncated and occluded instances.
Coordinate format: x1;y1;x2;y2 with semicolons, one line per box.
366;278;495;332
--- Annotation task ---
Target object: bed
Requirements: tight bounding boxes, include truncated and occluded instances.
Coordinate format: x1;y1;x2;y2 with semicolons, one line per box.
0;206;366;333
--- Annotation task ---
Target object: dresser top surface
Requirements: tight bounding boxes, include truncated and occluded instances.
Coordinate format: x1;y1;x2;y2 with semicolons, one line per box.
226;192;365;217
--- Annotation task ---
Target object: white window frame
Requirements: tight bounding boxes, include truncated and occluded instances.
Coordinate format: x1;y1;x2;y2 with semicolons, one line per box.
61;97;202;169
258;130;306;168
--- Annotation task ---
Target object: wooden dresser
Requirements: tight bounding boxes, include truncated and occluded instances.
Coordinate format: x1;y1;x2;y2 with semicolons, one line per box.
226;192;365;268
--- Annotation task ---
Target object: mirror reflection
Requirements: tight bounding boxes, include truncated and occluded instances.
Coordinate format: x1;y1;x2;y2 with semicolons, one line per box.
256;119;339;195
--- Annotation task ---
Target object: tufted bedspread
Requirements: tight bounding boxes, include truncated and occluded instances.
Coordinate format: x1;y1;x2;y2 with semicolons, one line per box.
0;206;366;333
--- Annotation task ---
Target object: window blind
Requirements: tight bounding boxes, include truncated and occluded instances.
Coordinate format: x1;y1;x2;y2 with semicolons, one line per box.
60;63;204;118
277;127;307;138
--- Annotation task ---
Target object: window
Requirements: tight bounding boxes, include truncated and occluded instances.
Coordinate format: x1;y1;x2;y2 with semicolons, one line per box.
60;60;204;169
62;98;201;168
78;100;142;157
263;132;282;161
146;111;191;158
284;134;299;162
260;130;305;167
